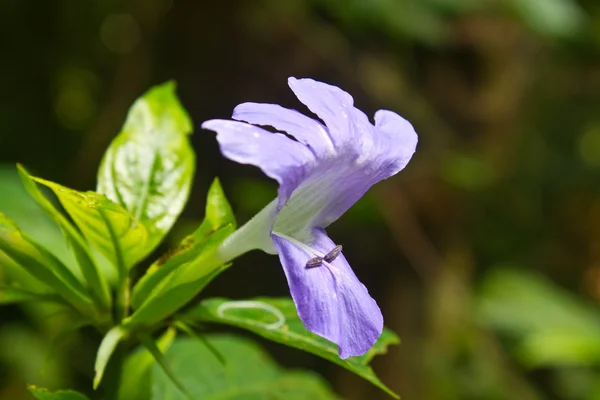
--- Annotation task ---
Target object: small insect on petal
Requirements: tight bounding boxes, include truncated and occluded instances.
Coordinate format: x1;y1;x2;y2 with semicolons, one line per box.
323;245;343;263
305;256;323;268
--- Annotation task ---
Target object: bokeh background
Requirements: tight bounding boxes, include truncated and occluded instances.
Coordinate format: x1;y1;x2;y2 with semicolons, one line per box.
2;0;600;399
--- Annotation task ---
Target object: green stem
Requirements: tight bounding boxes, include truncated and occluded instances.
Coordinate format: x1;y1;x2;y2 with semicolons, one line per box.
216;200;277;262
116;275;130;322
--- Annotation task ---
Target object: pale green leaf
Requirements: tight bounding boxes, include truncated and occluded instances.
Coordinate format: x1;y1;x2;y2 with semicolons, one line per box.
18;166;111;310
94;326;129;389
203;177;236;230
97;81;195;250
33;178;150;271
182;297;399;398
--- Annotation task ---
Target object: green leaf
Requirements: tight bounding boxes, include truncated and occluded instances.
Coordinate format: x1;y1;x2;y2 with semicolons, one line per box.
152;334;340;400
124;225;233;329
28;386;89;400
18;166;111;310
94;326;129;389
181;297;399;398
33;178;150;271
131;178;236;310
0;212;93;316
97;81;195;251
41;318;95;379
139;332;194;400
478;267;600;367
118;328;176;400
173;320;226;365
0;285;62;305
203;177;236;230
0;165;74;283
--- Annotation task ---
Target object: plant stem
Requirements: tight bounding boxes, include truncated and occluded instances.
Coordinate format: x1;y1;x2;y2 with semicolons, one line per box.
116;275;130;322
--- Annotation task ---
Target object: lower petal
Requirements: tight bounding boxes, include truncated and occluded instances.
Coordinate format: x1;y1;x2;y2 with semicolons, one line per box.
272;228;383;358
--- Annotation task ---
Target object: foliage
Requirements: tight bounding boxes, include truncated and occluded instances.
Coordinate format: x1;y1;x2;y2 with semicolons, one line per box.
479;268;600;368
153;335;340;400
0;81;398;399
183;297;400;397
3;0;600;399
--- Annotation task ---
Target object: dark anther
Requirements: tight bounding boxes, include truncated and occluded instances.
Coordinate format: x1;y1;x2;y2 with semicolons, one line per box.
323;245;343;263
305;256;323;268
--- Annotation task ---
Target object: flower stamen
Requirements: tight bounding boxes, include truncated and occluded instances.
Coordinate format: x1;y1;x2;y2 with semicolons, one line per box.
323;245;343;263
305;256;323;268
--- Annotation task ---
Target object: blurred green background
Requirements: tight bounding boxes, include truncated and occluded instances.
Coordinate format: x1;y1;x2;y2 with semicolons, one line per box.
3;0;600;399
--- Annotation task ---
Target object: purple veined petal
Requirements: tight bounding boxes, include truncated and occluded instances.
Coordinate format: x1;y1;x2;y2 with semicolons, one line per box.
271;228;383;358
232;102;335;156
202;119;315;203
287;77;362;155
373;109;419;178
273;162;374;237
304;110;417;228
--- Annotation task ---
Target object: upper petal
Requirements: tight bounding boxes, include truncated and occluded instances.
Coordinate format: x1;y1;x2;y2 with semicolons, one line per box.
373;109;418;179
202;119;315;203
288;77;361;155
232;102;334;156
272;228;383;358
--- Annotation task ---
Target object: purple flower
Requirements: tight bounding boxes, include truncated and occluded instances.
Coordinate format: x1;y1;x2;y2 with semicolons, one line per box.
202;77;417;358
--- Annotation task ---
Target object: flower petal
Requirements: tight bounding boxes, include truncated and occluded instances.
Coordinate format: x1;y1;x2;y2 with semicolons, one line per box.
272;228;383;358
232;102;334;156
288;77;361;154
374;109;418;178
277;109;418;230
202;119;315;202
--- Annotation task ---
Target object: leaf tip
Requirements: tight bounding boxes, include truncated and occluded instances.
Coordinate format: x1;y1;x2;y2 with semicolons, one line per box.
15;163;29;178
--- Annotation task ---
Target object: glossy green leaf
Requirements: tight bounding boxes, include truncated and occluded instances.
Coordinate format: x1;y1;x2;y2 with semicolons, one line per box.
131;178;235;310
28;387;89;400
182;297;399;398
97;81;195;251
152;335;340;400
124;225;233;329
33;177;150;271
18;166;111;310
94;326;129;389
0;212;93;316
478;267;600;367
118;328;176;400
